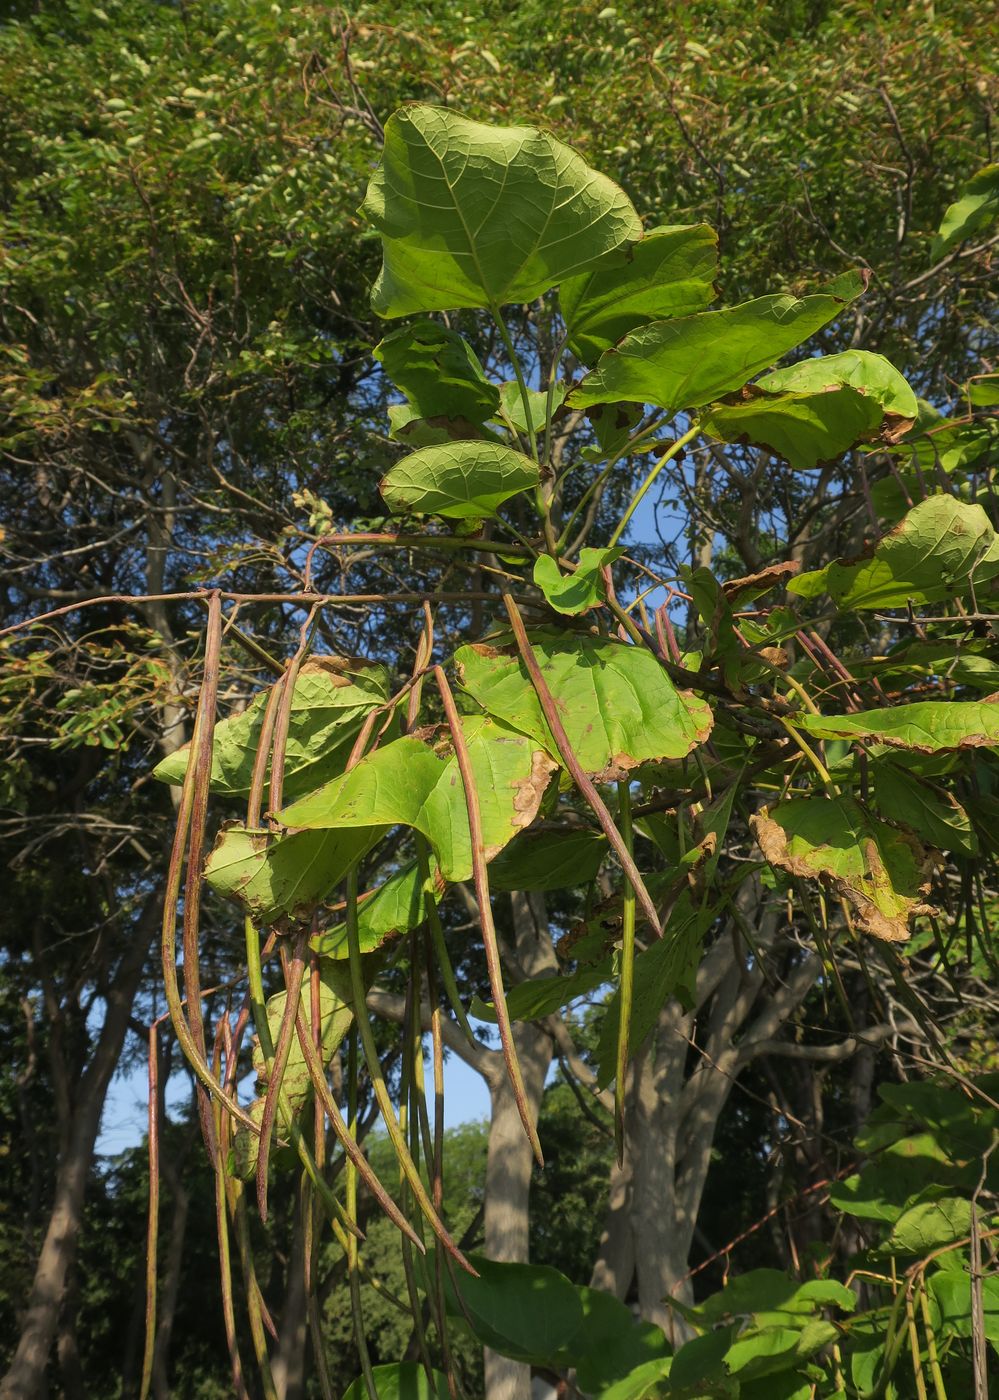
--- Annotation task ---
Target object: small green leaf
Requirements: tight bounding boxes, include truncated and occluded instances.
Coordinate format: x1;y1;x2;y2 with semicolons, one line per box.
533;546;624;614
799;699;999;753
596;1357;673;1400
379;441;540;519
153;658;389;799
361;105;641;316
789;496;999;609
759;349;919;420
374;319;499;422
567;273;867;413
472;959;611;1024
751;794;934;942
932;163;999;257
456;629;713;781
560;223;718;363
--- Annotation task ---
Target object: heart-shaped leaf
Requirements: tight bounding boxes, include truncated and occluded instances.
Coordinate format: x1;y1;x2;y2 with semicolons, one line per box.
379;441;539;519
361;105;641;316
533;546;624;614
374;320;499;424
700;385;884;469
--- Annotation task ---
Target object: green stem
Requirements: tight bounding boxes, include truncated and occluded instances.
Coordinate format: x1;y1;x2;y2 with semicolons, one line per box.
608;425;700;549
557;415;667;552
415;836;474;1042
346;1028;379;1400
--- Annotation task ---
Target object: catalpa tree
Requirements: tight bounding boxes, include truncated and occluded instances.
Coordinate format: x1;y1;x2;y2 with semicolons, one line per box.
143;108;998;1399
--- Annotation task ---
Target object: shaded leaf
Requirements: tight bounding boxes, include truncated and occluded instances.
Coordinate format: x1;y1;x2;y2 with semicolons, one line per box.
533;546;625;615
456;629;713;781
279;717;556;883
700;384;884;470
498;379;567;434
314;857;446;958
880;1196;971;1255
871;763;978;855
379;441;539;519
374;320;499;423
789;496;999;609
560;223;718;363
361;105;641;317
387;402;501;447
486;827;607;891
751;795;935;942
444;1254;583;1365
799;699;999;753
566;273;866;413
472;959;611;1024
567;1289;670;1392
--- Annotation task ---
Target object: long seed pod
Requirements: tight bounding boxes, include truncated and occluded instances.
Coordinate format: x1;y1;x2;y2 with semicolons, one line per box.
212;1024;249;1399
344;863;476;1272
256;930;309;1221
434;663;543;1167
501;590;663;938
346;1028;380;1400
614;780;636;1163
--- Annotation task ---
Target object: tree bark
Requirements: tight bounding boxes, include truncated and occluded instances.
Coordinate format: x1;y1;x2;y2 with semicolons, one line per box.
1;896;161;1400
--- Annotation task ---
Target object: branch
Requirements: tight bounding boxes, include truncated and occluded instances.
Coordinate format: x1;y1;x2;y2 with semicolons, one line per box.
747;1023;895;1063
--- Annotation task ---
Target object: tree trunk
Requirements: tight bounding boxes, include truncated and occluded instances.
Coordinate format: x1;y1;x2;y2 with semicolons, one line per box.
483;891;557;1400
1;897;161;1400
272;1209;309;1400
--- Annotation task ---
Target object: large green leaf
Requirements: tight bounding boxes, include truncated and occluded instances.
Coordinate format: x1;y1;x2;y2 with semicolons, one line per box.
932;163;999;257
379;441;539;519
789;495;999;609
929;1270;999;1342
872;763;977;856
759;349;919;420
700;385;883;470
566;273;866;413
751;795;934;942
879;1196;971;1256
799;699;999;752
278;717;556;883
153;658;390;799
374;319;499;423
444;1255;584;1365
203;824;384;925
566;1289;670;1393
360;105;641;317
597;1358;673;1400
455;630;713;781
343;1364;451;1400
559;223;718;363
694;1270;856;1325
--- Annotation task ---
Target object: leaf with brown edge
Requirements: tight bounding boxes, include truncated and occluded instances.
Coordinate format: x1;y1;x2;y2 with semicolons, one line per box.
798;700;999;753
721;560;801;605
751;795;937;943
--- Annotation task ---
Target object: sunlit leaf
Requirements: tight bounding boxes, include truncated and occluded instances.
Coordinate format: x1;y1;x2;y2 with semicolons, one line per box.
343;1364;451;1400
560;223;718;363
789;496;999;609
751;795;935;942
314;857;445;958
279;717;556;882
203;824;384;924
456;629;713;781
879;1196;971;1255
799;699;999;752
533;546;625;614
498;379;567;434
361;105;641;316
567;272;866;413
379;441;540;519
932;163;999;257
759;349;919;420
